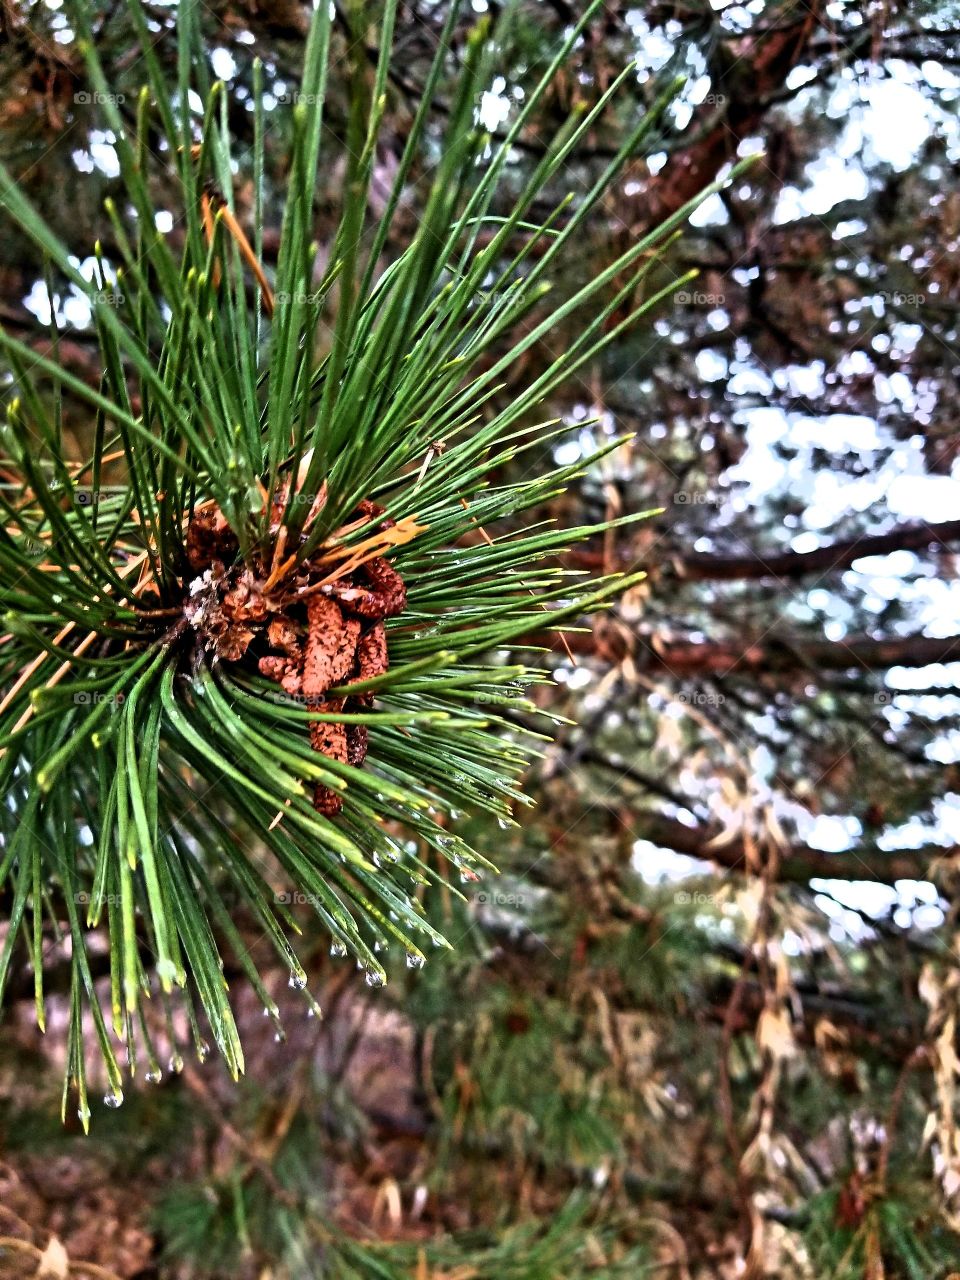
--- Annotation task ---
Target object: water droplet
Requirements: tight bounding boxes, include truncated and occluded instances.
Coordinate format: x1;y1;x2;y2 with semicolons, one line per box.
274;1030;285;1043
365;970;385;988
196;1040;210;1063
498;818;511;830
329;942;347;958
77;1105;91;1125
373;940;386;953
168;1053;184;1075
288;970;307;990
145;1067;163;1084
406;953;425;970
372;852;382;868
104;1088;124;1109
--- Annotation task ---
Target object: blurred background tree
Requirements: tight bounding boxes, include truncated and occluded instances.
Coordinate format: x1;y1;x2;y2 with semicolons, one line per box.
2;1;960;1277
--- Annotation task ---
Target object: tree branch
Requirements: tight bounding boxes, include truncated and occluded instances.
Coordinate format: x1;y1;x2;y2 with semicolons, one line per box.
546;628;960;678
571;517;960;582
631;813;954;886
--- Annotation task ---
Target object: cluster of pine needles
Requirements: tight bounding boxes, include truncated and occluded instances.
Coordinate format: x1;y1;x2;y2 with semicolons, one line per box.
0;0;746;1120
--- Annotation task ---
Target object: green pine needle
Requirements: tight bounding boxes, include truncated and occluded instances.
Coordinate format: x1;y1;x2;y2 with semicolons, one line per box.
0;0;747;1119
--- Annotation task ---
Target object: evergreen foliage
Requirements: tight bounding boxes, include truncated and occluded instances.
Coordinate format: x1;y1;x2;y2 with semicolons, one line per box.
0;0;738;1121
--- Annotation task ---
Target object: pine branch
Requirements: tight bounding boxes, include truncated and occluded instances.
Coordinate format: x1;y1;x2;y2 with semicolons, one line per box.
0;0;744;1119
